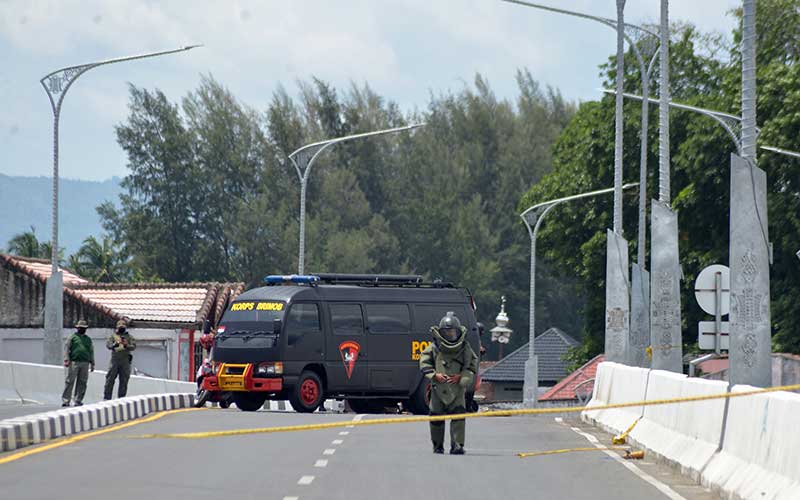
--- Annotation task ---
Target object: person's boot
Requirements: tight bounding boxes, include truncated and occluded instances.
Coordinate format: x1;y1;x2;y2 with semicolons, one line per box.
450;444;465;455
433;445;444;454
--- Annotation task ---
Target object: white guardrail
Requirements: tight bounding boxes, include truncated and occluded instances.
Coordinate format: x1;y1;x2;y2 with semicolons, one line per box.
583;361;800;500
0;360;195;405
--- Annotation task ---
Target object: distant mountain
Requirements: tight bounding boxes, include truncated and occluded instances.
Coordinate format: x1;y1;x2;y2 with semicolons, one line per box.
0;174;122;256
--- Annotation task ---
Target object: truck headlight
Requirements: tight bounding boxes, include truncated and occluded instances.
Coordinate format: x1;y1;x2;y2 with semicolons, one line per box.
256;362;283;375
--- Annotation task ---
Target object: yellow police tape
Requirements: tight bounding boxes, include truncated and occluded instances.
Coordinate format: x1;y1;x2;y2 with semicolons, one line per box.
134;382;800;440
518;446;630;458
612;417;640;445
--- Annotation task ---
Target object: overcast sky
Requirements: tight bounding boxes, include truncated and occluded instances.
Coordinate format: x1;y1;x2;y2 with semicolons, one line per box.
1;0;740;181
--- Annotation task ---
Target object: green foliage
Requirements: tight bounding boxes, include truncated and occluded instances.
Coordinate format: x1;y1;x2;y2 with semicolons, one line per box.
69;236;131;283
6;227;64;263
522;0;800;360
104;70;576;358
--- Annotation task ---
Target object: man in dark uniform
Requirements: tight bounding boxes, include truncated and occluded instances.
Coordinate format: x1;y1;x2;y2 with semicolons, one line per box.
419;312;479;455
62;319;95;406
104;319;136;399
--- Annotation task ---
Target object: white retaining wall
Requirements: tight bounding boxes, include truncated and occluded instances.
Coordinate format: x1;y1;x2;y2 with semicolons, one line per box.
0;360;194;405
583;361;800;499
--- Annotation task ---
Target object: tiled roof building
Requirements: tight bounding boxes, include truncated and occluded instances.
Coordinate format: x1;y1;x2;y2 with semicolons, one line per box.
481;327;579;383
478;328;579;402
539;354;604;403
0;253;246;380
0;254;244;328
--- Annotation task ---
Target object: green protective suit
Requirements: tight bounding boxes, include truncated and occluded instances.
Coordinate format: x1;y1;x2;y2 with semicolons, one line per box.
62;331;95;405
419;326;478;451
104;332;136;399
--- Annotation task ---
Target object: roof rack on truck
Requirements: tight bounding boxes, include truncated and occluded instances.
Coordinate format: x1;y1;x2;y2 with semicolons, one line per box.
263;273;454;288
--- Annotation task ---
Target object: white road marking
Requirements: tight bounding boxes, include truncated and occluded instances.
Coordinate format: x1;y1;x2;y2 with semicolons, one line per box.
566;426;687;500
554;417;563;423
332;439;343;445
352;414;365;422
283;497;299;500
315;459;328;468
339;431;349;435
298;476;315;485
323;448;336;455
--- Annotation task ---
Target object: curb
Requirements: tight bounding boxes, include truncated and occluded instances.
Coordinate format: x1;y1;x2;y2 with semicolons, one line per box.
0;393;193;452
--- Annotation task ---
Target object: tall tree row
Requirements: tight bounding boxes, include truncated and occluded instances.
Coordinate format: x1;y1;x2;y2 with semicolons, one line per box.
103;73;576;359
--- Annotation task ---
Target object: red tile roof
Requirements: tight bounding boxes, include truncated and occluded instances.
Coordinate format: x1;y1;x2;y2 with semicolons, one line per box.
1;253;244;327
0;254;88;285
539;354;605;401
71;282;244;325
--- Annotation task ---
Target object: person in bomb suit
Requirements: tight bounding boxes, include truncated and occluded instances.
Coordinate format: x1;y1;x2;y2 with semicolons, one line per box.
104;319;136;399
419;312;478;455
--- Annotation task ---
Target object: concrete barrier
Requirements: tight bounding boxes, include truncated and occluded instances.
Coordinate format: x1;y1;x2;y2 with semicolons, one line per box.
629;371;728;481
701;385;800;499
0;362;19;403
583;362;649;434
0;360;195;405
0;393;193;452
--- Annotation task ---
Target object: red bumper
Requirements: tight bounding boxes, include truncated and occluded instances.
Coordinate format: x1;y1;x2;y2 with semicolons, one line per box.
246;376;283;392
204;372;283;392
202;375;220;391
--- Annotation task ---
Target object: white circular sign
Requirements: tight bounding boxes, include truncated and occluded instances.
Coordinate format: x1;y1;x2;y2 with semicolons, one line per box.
694;264;730;316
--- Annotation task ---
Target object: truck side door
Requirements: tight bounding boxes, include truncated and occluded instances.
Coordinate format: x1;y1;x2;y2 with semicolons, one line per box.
325;303;368;391
283;302;324;375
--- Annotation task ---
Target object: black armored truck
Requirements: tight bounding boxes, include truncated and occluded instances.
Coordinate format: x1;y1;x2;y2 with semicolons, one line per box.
203;274;482;413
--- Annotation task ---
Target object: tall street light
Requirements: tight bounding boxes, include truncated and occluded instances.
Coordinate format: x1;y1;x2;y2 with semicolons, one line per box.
287;124;424;274
602;90;800;160
501;0;659;367
520;182;639;408
39;45;201;365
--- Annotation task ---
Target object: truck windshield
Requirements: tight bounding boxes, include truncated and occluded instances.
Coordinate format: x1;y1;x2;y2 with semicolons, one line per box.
220;301;286;328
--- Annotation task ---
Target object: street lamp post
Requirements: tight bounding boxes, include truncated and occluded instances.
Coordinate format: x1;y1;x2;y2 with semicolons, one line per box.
602;90;800;160
501;0;660;367
39;45;201;365
519;182;639;408
287;124;424;274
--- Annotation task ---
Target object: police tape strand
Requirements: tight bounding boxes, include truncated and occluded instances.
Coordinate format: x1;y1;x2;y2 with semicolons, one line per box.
518;446;630;458
132;382;800;440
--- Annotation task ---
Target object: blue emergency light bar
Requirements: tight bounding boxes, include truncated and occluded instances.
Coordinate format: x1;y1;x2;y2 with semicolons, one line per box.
264;274;320;285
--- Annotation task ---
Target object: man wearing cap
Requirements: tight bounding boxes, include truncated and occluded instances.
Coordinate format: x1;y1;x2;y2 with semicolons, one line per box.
62;320;95;407
104;319;137;400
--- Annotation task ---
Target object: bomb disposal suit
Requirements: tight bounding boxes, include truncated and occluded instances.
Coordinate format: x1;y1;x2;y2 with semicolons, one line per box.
419;312;478;455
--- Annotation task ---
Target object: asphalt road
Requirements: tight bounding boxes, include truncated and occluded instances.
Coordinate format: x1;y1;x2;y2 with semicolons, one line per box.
0;408;720;500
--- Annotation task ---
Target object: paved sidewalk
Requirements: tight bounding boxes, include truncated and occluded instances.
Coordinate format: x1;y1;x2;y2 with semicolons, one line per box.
0;404;62;421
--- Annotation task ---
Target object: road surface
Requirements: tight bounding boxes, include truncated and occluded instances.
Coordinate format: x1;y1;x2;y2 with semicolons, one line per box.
0;407;719;500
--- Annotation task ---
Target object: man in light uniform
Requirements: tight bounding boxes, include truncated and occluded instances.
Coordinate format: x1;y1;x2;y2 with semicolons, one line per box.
104;319;136;399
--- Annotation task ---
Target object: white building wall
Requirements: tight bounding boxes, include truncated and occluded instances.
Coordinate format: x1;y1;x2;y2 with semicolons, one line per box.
0;328;181;380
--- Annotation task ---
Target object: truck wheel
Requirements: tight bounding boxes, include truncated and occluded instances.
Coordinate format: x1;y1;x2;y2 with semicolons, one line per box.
194;388;211;408
406;379;431;415
289;371;324;413
347;399;370;414
233;392;267;412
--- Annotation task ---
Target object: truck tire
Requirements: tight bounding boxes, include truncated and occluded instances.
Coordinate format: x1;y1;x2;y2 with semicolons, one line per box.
406;378;431;415
233;392;267;412
289;371;324;413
